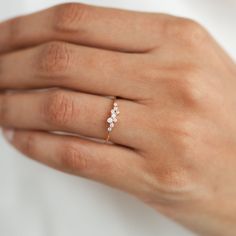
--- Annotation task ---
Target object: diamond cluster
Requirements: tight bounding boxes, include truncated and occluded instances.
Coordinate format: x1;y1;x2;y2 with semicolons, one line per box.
107;102;120;132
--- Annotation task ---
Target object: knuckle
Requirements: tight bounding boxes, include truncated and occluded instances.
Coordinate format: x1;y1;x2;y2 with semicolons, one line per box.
149;163;192;199
60;143;88;172
169;18;208;47
54;3;89;32
148;119;199;199
147;114;199;198
159;168;189;192
37;42;71;76
161;66;205;108
178;70;206;107
149;120;198;198
42;90;75;126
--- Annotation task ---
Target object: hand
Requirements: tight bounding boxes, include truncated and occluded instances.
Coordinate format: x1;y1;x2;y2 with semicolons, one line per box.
1;3;236;235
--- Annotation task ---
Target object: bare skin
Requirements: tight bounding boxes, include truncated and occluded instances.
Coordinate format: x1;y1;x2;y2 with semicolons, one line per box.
0;3;236;235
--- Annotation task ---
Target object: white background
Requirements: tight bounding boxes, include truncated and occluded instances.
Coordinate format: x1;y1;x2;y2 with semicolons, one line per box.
0;1;235;235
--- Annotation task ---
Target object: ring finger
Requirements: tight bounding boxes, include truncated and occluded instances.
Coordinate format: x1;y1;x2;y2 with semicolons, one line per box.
0;89;147;148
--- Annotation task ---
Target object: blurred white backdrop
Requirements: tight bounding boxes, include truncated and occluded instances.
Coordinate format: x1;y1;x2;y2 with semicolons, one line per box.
0;1;235;236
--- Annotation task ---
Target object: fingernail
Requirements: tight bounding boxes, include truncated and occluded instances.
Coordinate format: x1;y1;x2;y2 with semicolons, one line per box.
2;128;15;142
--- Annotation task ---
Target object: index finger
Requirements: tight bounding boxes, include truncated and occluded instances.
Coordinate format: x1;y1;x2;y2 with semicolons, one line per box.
0;3;169;54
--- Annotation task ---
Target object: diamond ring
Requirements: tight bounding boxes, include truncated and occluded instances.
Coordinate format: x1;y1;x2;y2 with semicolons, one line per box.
106;99;120;143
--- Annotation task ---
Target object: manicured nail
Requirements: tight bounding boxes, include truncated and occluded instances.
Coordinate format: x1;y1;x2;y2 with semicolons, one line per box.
2;128;15;142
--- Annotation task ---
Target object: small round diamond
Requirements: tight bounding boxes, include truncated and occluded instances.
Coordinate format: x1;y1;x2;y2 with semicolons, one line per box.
106;100;120;142
111;113;116;119
107;117;113;123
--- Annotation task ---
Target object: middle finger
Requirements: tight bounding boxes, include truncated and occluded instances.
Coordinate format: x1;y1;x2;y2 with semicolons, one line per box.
0;41;149;100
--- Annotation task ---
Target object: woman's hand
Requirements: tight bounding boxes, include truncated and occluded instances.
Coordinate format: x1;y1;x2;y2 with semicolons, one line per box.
1;3;236;235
